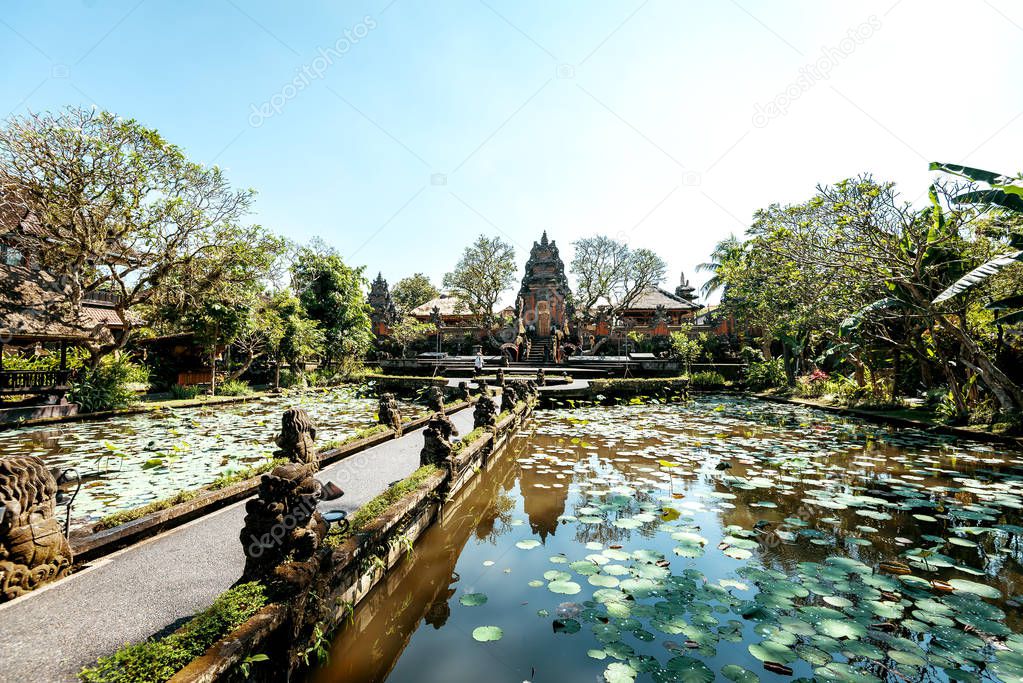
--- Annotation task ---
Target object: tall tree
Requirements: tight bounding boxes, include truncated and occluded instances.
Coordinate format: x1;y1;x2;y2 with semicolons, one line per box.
392;273;439;317
571;235;668;318
291;242;372;367
442;235;516;344
0;106;283;363
696;235;743;298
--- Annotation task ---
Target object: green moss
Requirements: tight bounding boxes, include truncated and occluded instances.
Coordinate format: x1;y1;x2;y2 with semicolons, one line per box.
78;582;267;683
93;459;286;531
326;465;441;548
321;424;392;451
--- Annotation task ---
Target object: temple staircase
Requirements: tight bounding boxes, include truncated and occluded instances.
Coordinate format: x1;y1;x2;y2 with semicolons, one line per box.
525;337;553;364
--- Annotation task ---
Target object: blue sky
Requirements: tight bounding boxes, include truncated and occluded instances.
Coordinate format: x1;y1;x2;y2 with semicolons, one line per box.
2;0;1022;304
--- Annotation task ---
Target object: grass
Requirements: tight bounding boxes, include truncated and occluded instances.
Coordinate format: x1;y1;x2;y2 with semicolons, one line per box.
78;582;267;683
93;458;286;531
326;465;441;548
321;424;392;450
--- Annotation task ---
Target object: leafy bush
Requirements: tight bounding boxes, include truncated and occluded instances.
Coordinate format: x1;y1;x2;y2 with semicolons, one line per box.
168;384;204;401
744;358;786;390
78;582;267;683
216;379;253;396
1;346;90;371
69;355;149;413
689;371;726;389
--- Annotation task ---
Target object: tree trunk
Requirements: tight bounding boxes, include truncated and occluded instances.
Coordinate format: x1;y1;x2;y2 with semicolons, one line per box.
228;350;257;381
210;347;217;396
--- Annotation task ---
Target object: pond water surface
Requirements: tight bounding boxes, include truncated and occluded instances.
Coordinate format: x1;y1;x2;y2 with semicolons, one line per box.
0;387;424;528
311;395;1023;683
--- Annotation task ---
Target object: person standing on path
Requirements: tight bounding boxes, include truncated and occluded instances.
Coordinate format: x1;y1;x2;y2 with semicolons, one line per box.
474;350;484;377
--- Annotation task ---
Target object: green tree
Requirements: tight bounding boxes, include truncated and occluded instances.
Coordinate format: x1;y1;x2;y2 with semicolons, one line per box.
291;242;372;367
696;235;743;298
0;106;282;364
392;273;439;317
263;291;323;387
442;235;516;345
388;316;435;358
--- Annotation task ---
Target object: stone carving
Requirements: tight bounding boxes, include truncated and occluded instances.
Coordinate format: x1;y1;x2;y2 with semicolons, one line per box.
500;383;519;413
0;455;73;602
536;368;547;386
420;412;458;467
240;460;327;584
473;392;498;430
426;386;445;412
274;408;318;465
496;368;505;387
455;381;471;402
675;271;698;304
368;272;398;335
378;393;403;436
477;379;489;397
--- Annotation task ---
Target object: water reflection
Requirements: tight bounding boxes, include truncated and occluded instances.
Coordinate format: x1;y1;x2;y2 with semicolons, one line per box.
312;397;1023;683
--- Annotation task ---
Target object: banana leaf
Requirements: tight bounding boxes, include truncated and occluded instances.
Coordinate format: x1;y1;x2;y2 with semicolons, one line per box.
933;250;1023;304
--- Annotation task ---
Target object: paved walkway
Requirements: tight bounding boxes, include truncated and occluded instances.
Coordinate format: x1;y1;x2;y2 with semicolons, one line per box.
0;408;476;683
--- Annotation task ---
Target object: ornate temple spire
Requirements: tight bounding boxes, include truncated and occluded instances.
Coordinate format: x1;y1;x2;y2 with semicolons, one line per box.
675;271;698;304
540;230;549;246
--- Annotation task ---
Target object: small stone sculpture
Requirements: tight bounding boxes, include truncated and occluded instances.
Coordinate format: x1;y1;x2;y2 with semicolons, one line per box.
0;455;73;602
378;393;403;436
536;368;546;386
500;383;518;413
426;386;445;412
274;408;319;465
473;392;498;430
477;379;489;397
240;460;327;584
456;381;471;402
420;412;458;467
496;368;505;387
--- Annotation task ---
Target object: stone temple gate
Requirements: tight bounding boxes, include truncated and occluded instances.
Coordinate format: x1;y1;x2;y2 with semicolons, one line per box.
514;232;573;361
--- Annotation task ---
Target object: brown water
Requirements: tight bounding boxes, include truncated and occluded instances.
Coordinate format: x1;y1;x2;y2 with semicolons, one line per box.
310;396;1023;683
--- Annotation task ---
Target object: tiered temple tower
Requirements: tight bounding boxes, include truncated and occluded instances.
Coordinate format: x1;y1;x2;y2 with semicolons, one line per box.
517;231;572;340
368;272;397;336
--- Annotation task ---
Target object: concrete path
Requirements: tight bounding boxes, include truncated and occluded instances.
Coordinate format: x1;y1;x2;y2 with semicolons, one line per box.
0;408;475;683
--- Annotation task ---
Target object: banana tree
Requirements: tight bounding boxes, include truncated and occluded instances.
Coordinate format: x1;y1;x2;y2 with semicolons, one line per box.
930;163;1023;305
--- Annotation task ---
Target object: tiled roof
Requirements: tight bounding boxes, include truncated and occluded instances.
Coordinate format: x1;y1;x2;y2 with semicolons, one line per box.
0;264;114;343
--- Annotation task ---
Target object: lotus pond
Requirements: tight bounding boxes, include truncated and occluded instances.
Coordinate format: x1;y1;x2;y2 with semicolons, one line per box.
312;395;1023;683
0;387;424;528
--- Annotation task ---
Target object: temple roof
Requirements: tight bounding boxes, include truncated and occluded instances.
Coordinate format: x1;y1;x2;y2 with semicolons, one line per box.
625;286;701;311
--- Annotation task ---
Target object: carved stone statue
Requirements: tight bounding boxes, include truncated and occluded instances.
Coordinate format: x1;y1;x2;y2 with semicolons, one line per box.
426;386;445;412
420;412;458;467
274;408;318;465
455;381;471;402
240;460;327;584
477;379;490;397
536;368;547;386
378;393;402;436
496;368;505;387
0;455;73;602
473;392;498;430
500;383;519;413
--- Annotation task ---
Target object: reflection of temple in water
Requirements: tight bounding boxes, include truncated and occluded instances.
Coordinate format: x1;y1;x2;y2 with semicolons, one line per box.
517;462;569;542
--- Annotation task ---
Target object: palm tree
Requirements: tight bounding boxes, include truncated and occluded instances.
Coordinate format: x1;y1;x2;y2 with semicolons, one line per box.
696;234;743;298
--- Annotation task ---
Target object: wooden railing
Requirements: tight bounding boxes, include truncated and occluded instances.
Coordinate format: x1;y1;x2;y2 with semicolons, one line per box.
0;370;73;394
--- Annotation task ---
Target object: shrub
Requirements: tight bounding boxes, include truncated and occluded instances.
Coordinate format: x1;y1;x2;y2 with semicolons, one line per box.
69;355;149;413
216;379;252;396
78;582;267;683
168;384;204;401
689;371;726;389
744;358;786;390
